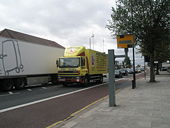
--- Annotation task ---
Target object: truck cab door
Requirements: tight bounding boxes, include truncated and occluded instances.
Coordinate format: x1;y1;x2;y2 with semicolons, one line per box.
81;57;88;74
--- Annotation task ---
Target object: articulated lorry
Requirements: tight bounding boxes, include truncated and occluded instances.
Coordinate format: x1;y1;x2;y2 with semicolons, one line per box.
0;29;65;90
57;46;107;86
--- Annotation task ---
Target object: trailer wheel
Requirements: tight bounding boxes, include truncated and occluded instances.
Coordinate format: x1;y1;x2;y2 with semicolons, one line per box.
51;75;58;85
14;78;25;90
0;79;14;91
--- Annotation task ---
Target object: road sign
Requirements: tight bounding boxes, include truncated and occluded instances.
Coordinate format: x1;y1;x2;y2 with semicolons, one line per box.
117;34;135;48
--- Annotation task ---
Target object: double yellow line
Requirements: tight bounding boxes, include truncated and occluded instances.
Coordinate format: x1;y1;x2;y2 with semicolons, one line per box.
47;88;121;128
46;96;108;128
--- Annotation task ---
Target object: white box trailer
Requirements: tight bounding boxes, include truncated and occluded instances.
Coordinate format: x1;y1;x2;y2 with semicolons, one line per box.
0;29;65;90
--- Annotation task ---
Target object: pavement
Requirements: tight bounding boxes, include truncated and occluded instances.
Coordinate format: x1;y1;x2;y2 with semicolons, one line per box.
53;71;170;128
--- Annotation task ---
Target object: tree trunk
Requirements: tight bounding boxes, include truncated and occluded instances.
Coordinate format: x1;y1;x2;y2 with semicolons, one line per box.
150;53;156;82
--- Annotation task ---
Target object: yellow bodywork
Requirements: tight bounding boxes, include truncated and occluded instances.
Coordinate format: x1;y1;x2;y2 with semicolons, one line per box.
58;46;108;83
64;46;85;57
85;49;107;74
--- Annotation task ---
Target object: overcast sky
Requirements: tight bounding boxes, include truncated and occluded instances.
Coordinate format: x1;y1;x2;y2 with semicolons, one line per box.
0;0;144;65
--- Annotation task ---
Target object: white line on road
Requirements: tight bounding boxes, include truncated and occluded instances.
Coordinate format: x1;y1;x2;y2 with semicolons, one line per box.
0;75;142;113
0;92;20;97
27;89;32;91
0;83;104;113
8;91;13;94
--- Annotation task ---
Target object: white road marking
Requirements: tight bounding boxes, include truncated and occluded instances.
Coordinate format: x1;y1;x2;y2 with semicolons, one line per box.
42;87;47;89
0;94;12;97
0;93;20;97
27;89;32;91
0;84;104;113
0;74;143;113
8;91;13;94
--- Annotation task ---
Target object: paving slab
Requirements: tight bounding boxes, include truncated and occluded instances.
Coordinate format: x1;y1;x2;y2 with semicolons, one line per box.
57;71;170;128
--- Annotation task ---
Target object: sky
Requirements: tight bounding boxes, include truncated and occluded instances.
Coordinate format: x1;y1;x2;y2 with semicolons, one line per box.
0;0;144;65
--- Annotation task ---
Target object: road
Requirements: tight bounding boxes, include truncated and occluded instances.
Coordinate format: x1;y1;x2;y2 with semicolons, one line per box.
0;73;144;128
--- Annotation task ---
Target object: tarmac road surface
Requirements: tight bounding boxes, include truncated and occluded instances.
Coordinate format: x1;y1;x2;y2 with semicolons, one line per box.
0;73;144;128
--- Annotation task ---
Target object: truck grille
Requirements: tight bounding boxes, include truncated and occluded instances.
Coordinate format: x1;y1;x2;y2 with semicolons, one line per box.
58;71;75;73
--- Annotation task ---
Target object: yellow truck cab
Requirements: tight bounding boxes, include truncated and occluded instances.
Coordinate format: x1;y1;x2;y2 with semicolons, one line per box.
57;46;107;86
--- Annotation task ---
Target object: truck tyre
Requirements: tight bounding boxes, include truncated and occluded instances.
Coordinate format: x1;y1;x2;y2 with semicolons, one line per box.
1;79;14;91
51;75;58;85
99;76;103;83
96;75;103;84
14;78;25;90
0;80;3;90
63;83;68;87
84;76;89;86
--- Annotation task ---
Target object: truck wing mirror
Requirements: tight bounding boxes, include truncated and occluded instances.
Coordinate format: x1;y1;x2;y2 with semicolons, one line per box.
56;60;59;67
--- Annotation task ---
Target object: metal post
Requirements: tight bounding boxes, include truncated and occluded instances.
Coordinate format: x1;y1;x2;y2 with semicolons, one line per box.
103;39;104;52
108;49;116;107
89;37;91;49
132;45;136;89
91;33;94;50
130;0;136;89
144;56;146;80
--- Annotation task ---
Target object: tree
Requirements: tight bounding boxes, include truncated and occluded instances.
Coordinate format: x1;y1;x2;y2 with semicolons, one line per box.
123;48;132;68
107;0;170;82
123;56;132;68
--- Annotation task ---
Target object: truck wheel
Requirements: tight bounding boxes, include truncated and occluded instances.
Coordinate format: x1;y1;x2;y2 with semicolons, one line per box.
14;78;25;90
51;75;58;85
96;76;103;84
1;79;14;91
99;76;103;83
84;76;89;86
63;83;68;87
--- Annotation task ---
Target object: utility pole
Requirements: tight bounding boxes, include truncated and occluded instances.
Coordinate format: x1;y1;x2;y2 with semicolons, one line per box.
91;33;94;50
130;0;136;89
89;37;91;49
103;39;104;52
89;33;94;49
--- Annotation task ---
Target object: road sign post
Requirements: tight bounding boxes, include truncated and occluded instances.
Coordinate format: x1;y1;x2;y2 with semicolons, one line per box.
117;34;136;89
108;49;125;107
108;50;116;107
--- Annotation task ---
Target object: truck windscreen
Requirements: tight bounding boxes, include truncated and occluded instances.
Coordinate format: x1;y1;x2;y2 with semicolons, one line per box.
59;58;80;68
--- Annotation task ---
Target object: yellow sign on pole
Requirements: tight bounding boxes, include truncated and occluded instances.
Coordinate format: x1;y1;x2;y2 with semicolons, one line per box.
117;34;135;48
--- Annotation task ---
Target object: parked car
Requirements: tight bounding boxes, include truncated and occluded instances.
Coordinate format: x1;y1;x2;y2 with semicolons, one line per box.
120;68;128;76
140;67;145;71
115;69;123;78
135;68;141;73
127;68;134;74
161;67;167;71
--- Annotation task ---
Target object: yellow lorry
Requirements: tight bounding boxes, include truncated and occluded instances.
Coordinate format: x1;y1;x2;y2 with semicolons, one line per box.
57;46;107;86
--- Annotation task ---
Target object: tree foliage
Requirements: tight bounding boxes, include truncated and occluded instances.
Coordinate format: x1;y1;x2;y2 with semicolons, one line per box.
107;0;170;82
123;56;132;68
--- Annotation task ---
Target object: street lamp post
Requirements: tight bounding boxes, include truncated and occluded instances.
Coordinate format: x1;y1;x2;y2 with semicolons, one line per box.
89;37;91;49
89;33;94;50
130;0;136;89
